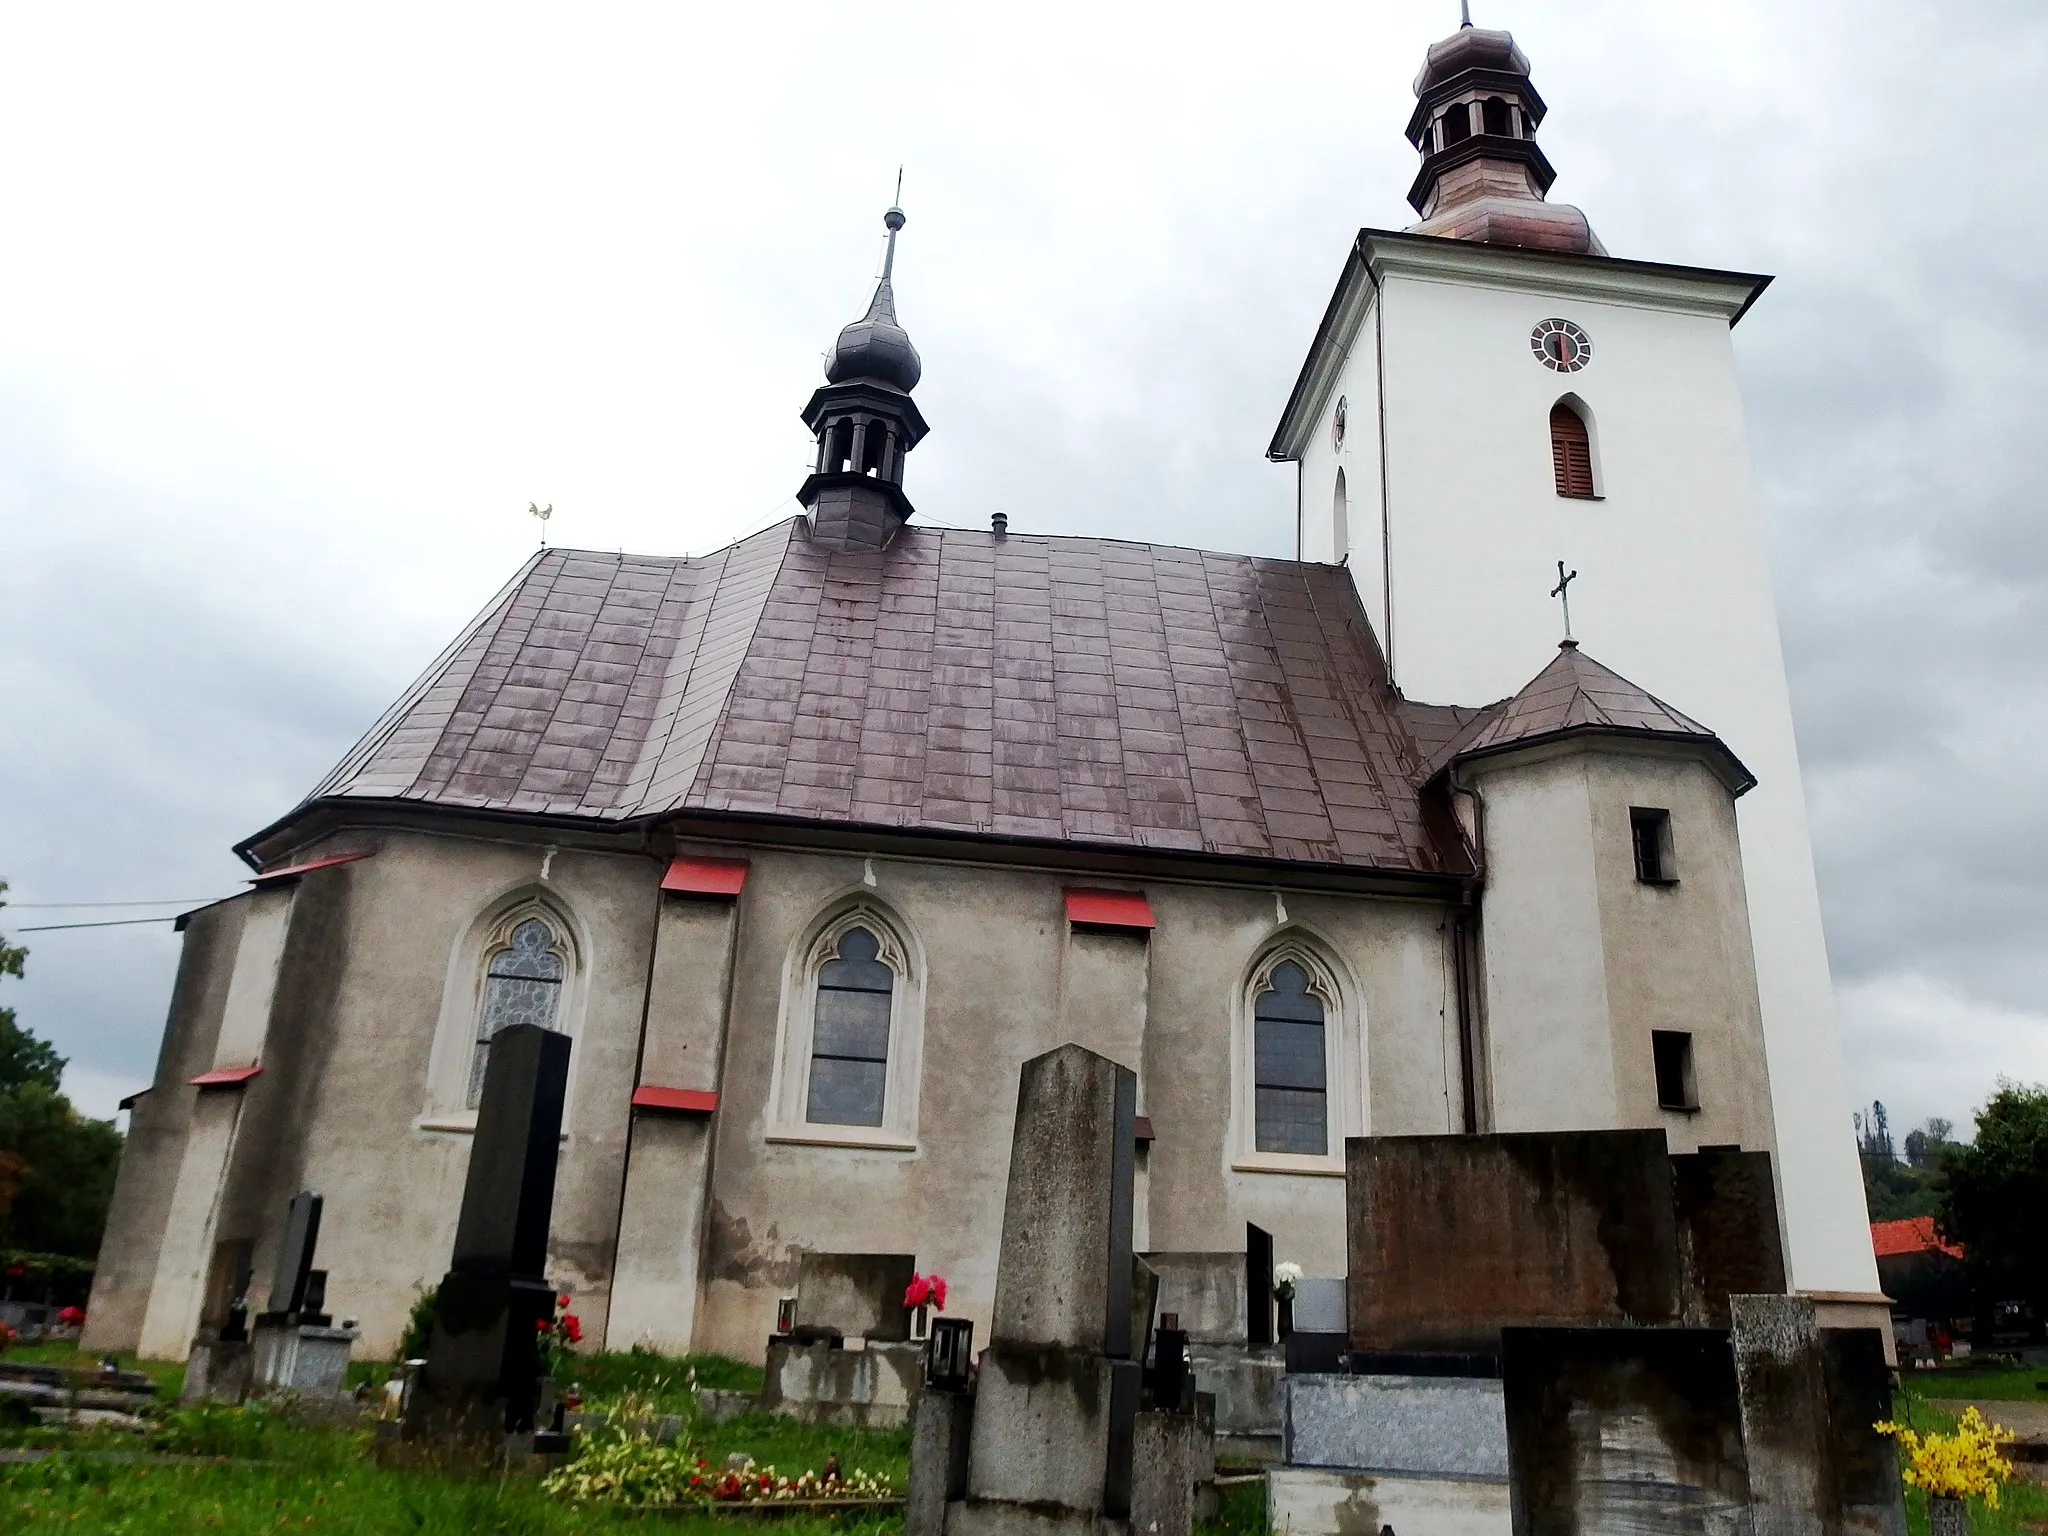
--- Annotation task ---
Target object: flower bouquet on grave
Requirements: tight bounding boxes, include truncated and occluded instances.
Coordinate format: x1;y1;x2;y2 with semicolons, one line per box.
904;1272;948;1339
1877;1406;2016;1535
535;1291;584;1377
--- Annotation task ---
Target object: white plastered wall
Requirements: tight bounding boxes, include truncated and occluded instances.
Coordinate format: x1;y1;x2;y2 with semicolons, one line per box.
1292;248;1877;1299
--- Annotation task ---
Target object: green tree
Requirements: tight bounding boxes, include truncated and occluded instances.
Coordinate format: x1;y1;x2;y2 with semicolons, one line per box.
1937;1081;2048;1308
0;881;125;1259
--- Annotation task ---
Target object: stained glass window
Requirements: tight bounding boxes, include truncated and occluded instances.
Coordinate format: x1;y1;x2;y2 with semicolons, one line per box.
806;927;893;1128
468;917;564;1109
1254;960;1327;1155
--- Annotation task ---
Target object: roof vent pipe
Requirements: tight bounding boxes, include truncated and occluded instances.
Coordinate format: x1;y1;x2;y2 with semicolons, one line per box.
991;512;1009;537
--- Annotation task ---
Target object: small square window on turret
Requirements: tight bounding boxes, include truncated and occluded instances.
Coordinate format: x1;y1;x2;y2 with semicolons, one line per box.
1630;807;1676;885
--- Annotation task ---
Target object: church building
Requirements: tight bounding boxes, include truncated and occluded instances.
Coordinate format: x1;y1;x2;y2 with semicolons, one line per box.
85;19;1884;1363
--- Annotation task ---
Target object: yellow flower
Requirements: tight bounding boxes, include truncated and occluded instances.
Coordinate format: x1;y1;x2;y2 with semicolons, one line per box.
1876;1409;2017;1508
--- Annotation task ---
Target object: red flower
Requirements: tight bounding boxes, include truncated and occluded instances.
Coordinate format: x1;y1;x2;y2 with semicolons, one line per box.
930;1275;948;1311
57;1307;85;1327
904;1274;930;1308
563;1314;583;1344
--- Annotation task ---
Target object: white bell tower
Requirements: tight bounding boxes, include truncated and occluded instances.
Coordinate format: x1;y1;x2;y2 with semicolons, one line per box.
1270;21;1882;1308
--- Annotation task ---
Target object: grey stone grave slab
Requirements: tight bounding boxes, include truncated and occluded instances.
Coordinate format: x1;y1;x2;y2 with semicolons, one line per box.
1285;1373;1508;1476
794;1253;916;1342
1502;1325;1751;1536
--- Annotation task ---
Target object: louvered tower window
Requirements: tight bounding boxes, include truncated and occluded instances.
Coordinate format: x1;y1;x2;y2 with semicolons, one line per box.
1551;403;1595;498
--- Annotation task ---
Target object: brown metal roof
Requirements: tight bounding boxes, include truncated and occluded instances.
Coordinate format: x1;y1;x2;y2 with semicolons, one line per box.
272;520;1473;874
1436;640;1753;792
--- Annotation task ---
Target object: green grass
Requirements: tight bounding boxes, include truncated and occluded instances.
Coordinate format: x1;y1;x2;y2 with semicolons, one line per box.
1907;1362;2048;1404
3;1339;185;1399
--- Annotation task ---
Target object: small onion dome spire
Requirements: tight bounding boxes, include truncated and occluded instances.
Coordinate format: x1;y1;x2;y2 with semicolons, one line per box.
825;204;922;393
1402;23;1605;256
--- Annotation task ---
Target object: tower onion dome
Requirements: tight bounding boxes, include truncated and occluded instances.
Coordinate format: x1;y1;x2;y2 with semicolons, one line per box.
825;206;922;393
1402;20;1604;256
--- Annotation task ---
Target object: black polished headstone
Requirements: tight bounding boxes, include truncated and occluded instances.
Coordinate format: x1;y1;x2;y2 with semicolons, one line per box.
263;1192;322;1322
1246;1224;1274;1347
452;1022;572;1279
406;1022;572;1446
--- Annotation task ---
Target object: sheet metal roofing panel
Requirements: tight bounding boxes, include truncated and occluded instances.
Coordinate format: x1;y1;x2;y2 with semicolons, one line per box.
1064;888;1156;930
272;520;1474;874
661;856;749;897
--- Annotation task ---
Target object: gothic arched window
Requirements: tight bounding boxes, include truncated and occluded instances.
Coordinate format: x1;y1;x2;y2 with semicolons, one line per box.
469;916;566;1108
1551;402;1596;499
1253;960;1328;1155
806;926;895;1127
1332;468;1350;562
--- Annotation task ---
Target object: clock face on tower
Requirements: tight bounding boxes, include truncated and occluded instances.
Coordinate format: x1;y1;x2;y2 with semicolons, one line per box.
1530;318;1593;373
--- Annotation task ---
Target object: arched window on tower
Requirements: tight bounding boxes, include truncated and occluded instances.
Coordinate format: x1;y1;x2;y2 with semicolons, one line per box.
1254;961;1328;1155
1332;469;1349;562
826;421;855;474
1481;96;1512;136
1550;401;1597;499
861;422;888;477
1440;102;1472;147
469;916;567;1108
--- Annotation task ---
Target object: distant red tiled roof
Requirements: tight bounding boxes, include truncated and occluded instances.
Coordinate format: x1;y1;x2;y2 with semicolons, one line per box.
1872;1216;1964;1260
246;523;1479;875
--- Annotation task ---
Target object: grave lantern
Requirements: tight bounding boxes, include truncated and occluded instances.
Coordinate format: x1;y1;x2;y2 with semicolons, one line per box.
926;1315;974;1390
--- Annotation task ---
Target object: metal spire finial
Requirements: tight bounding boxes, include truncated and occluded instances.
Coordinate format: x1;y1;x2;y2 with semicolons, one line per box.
1459;0;1472;26
882;169;906;281
1550;560;1579;643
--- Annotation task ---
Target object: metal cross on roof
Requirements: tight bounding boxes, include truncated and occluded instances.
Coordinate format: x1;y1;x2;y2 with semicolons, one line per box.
1550;560;1578;641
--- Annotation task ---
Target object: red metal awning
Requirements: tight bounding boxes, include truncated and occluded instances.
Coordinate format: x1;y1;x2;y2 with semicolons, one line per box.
189;1065;262;1088
632;1085;719;1116
1064;888;1155;931
1134;1114;1155;1144
251;851;374;887
661;857;749;898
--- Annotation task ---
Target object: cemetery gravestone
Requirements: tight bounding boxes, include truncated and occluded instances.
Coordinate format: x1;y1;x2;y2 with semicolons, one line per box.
403;1021;572;1448
247;1192;361;1399
1347;1130;1681;1358
1502;1326;1752;1535
944;1043;1142;1536
793;1252;917;1343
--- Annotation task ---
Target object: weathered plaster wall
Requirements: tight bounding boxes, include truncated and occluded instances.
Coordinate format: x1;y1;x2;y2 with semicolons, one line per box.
98;820;1652;1366
1471;743;1773;1157
82;898;246;1353
1583;754;1774;1156
1471;754;1617;1133
273;832;661;1358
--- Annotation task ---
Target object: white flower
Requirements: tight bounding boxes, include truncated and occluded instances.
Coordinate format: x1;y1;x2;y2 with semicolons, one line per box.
1273;1261;1304;1287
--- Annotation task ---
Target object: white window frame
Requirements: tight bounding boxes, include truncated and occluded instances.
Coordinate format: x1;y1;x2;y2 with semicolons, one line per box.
418;890;587;1135
766;898;926;1153
1231;932;1366;1177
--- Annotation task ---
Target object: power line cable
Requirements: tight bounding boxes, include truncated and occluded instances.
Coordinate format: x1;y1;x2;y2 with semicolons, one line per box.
15;916;186;933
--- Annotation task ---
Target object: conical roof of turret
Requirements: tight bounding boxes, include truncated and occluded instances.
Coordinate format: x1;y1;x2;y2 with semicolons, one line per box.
1427;642;1755;792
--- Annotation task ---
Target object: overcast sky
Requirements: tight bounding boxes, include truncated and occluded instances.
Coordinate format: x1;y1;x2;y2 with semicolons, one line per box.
2;1;2044;1146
